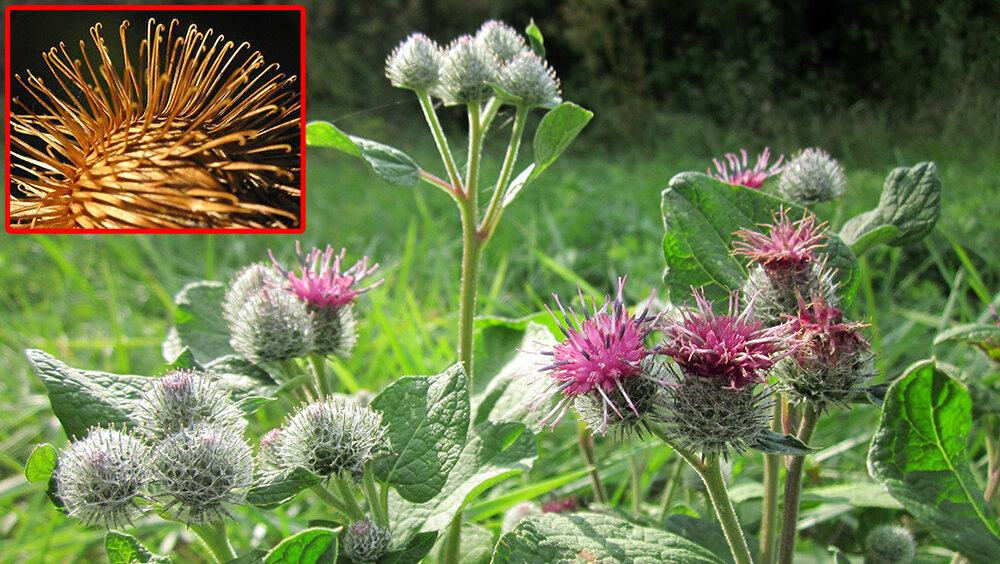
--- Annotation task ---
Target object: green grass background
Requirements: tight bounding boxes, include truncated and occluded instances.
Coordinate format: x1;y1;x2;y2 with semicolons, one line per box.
2;95;998;561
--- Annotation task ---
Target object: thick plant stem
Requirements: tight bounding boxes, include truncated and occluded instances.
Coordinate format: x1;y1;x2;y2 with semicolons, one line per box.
334;476;367;522
701;456;754;564
442;510;463;564
760;399;784;564
308;353;332;398
480;106;527;237
777;403;820;564
190;521;236;563
577;420;608;503
417;90;463;190
362;462;388;527
456;103;484;381
658;454;685;520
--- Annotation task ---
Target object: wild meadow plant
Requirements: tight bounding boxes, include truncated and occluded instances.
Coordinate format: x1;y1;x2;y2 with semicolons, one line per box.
21;18;1000;564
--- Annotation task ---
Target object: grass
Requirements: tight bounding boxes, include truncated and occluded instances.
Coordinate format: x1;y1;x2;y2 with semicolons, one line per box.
1;99;998;562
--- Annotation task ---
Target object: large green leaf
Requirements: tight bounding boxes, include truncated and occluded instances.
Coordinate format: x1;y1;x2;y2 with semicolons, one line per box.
264;528;337;564
935;323;1000;363
661;515;760;564
376;532;437;564
171;281;234;364
25;349;147;438
661;172;858;303
868;359;1000;563
840;162;941;248
305;121;420;186
372;364;470;503
473;320;556;422
391;420;536;543
492;512;726;563
105;532;171;564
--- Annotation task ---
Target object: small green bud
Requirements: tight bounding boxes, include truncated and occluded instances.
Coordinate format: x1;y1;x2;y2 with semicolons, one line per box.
495;50;561;108
865;525;916;564
55;427;152;529
342;519;392;563
273;396;391;481
385;32;443;91
475;20;526;65
152;422;255;524
136;369;246;439
437;35;498;105
227;287;315;364
777;148;847;206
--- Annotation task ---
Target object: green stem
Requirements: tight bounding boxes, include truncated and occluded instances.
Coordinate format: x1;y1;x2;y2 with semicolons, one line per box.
308;354;332;398
456;103;484;380
189;521;236;563
777;403;821;564
280;358;315;401
362;462;387;527
480;105;528;239
658;453;685;520
420;170;458;196
442;510;464;564
334;476;367;522
760;399;784;564
480;96;503;135
629;453;643;514
311;483;352;519
577;420;608;504
417;90;463;191
701;456;754;564
984;416;1000;511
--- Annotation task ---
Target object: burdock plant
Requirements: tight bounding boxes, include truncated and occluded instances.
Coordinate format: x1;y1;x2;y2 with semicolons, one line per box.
10;18;300;229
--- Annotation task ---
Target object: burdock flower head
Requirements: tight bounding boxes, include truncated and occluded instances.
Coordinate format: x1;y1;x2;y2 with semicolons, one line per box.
734;208;840;325
268;396;392;482
269;242;383;357
475;20;527;65
10;18;300;229
342;519;393;563
385;32;443;91
656;289;793;457
437;35;499;105
135;369;246;439
225;286;315;364
55;426;153;529
531;277;664;437
709;148;785;189
777;148;847;206
495;50;562;109
773;296;876;408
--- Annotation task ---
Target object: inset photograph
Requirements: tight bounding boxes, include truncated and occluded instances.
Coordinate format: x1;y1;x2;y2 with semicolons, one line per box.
6;6;304;231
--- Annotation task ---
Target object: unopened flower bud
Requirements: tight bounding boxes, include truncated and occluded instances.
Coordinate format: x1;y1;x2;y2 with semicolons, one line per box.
778;148;846;206
495;50;561;108
136;369;245;439
475;20;527;65
227;287;315;364
865;525;916;564
385;32;443;91
342;519;392;563
275;397;391;481
437;35;498;105
258;427;284;476
55;427;152;529
741;262;839;326
224;263;282;317
152;423;254;524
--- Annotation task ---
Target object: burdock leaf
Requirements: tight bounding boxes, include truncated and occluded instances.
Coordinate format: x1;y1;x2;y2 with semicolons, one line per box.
25;444;56;484
263;528;337;564
390;420;537;544
841;162;941;248
247;467;321;509
372;364;470;503
172;281;234;364
166;347;202;371
376;532;438;564
934;323;1000;363
848;224;899;255
493;512;726;563
25;349;146;438
531;102;593;182
662;515;761;564
525;19;545;59
661;172;859;303
305;121;420;186
868;359;1000;562
752;430;818;456
105;531;171;564
473;320;557;423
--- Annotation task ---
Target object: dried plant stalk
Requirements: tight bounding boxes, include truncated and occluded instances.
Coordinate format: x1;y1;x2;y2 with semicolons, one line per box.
10;18;301;229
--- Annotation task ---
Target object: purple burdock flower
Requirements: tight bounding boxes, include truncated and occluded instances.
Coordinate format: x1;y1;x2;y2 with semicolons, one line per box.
659;289;792;388
709;148;785;189
733;208;827;277
531;277;663;434
269;242;383;310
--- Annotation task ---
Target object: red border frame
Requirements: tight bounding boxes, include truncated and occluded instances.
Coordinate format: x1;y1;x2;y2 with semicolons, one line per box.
4;4;307;234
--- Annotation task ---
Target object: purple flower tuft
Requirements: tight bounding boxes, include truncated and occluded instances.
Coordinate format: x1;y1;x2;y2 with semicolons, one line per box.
784;296;869;369
269;242;383;309
733;208;827;276
532;277;661;432
658;289;793;388
710;148;785;189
